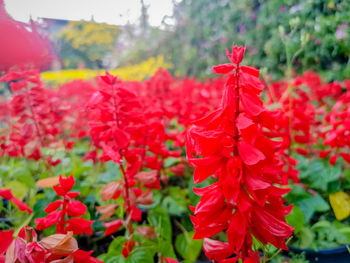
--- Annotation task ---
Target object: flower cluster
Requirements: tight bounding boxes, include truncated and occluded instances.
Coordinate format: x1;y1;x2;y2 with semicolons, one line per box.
87;73;160;257
35;175;94;235
0;70;54;160
186;43;294;262
318;80;350;165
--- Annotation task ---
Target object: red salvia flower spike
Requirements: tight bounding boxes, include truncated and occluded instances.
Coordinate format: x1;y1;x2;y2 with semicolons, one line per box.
187;43;294;262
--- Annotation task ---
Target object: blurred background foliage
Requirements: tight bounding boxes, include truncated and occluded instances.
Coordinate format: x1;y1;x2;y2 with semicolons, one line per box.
158;0;350;80
48;0;350;81
57;21;120;68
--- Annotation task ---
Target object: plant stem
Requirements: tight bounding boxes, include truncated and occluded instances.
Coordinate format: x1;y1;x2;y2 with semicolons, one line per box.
233;64;240;156
119;160;133;236
57;197;67;233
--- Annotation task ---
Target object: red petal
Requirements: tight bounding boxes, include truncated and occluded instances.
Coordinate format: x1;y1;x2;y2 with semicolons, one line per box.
227;211;247;251
236;114;254;130
318;150;331;158
66;218;93;235
0;189;13;200
53;185;66;196
122;240;135;258
44;200;62;213
203;238;233;261
35;210;61;230
0;230;13;254
130;205;142;222
238;141;265;165
240;92;264;116
162;258;179;263
329;154;338;166
59;174;75;193
340;153;350;164
103;219;124;236
67;201;87;217
10;196;33;213
240;65;260;78
67;192;80;199
212;63;235;74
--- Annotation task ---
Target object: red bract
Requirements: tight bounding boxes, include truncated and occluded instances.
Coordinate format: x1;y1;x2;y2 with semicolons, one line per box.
187;43;294;262
0;230;13;261
73;250;103;263
35;174;93;235
122;240;135;258
102;219;123;236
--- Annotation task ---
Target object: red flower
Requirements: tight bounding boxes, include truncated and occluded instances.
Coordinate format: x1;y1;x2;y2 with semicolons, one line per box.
67;201;87;217
130;205;142;222
103;219;123;236
187;44;293;262
226;43;246;64
35;174;93;235
74;250;103;263
35;210;61;230
53;174;75;196
66;218;94;235
122;240;135;258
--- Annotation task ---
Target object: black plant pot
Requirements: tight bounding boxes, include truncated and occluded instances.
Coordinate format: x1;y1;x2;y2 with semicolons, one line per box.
288;245;350;263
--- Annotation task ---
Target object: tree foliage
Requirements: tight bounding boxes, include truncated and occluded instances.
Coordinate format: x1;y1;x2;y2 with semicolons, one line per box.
58;21;120;68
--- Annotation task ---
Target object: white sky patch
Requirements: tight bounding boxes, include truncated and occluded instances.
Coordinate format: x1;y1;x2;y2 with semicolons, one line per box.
4;0;174;27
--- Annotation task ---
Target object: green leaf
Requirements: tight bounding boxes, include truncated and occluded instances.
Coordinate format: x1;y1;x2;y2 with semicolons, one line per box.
0;165;10;174
299;227;314;249
188;176;210;206
126;248;154;263
105;256;125;263
9;166;32;181
98;162;121;183
297;193;329;223
4;181;27;200
337;227;350;244
311;220;331;231
148;207;172;241
297;158;341;191
175;231;202;261
108;236;127;255
164;157;180;168
33;199;51;218
159;241;177;259
286;205;305;232
161;187;187;216
14;213;34;236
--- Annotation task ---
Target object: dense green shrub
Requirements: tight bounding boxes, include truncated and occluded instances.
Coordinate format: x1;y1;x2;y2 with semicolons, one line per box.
156;0;350;80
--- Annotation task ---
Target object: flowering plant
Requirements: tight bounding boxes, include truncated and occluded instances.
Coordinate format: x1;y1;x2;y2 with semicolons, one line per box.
187;43;294;262
35;174;94;235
